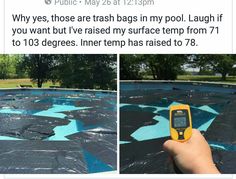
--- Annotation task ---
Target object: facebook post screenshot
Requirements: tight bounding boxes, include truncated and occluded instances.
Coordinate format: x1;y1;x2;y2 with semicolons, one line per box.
0;0;236;179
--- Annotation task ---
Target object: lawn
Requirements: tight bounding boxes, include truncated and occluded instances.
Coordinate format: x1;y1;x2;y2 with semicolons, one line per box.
177;75;236;84
0;79;59;88
142;75;236;84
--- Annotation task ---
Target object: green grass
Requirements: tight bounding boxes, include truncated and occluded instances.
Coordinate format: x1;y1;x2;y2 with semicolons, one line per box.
0;79;59;88
142;75;236;84
177;75;236;84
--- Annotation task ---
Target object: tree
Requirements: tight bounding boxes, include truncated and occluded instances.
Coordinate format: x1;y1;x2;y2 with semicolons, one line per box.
209;55;236;80
22;54;55;87
143;55;185;80
0;55;22;79
14;55;27;78
120;54;142;80
55;54;93;89
54;54;116;90
0;55;10;79
186;54;213;75
192;55;236;80
90;54;116;90
7;54;116;90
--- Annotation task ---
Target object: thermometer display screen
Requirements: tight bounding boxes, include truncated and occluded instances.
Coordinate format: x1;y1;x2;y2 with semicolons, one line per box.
173;117;187;128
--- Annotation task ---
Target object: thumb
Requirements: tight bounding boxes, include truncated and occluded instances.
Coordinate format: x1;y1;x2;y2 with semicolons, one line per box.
163;140;184;156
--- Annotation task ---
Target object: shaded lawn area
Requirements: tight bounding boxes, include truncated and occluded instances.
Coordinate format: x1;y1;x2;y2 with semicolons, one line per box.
0;79;59;88
141;75;236;84
177;75;236;84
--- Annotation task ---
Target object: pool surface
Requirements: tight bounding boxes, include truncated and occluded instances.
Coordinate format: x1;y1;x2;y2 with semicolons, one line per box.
120;81;236;174
0;88;117;173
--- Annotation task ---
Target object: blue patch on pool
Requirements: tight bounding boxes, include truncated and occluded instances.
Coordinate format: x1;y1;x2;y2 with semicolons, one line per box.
83;150;113;173
34;105;91;119
121;102;218;142
209;141;236;151
131;116;169;141
0;90;115;142
0;89;117;173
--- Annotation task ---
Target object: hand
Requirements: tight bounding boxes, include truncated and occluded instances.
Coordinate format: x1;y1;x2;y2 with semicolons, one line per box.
163;129;220;174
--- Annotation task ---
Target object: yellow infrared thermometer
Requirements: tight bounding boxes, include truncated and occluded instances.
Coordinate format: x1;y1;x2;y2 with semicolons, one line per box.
169;104;192;142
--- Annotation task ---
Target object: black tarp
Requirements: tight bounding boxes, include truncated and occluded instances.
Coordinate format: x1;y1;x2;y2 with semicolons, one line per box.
0;114;69;140
0;89;117;173
0;140;86;174
120;82;236;174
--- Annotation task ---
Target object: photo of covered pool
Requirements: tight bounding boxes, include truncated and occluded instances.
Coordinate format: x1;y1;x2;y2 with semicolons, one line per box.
120;81;236;174
0;88;117;173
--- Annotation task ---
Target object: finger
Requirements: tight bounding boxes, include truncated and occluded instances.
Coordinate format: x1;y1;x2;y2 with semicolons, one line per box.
163;140;184;156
